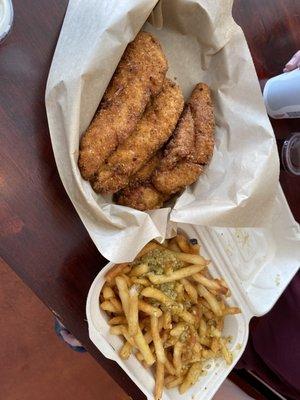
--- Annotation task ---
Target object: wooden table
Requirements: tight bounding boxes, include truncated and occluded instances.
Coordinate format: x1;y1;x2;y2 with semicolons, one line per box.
0;1;299;399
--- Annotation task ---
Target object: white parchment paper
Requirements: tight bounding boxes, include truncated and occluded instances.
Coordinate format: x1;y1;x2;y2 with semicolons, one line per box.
46;0;281;262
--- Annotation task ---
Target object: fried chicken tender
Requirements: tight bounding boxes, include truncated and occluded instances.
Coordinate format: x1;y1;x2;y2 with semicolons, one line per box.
152;161;203;195
116;83;214;210
115;184;165;211
189;83;215;165
159;107;195;170
78;31;168;180
152;83;214;195
128;152;162;186
92;79;184;194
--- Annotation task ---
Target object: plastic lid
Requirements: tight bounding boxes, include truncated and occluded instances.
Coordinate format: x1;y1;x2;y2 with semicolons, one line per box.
282;132;300;175
0;0;13;42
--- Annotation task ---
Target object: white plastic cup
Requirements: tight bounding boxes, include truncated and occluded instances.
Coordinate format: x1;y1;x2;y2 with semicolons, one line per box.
0;0;13;43
263;69;300;119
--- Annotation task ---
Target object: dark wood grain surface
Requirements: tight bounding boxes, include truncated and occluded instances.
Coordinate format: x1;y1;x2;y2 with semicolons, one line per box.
0;1;299;399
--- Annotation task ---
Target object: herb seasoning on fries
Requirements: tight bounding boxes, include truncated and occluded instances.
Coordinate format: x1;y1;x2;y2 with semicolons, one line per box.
100;234;241;399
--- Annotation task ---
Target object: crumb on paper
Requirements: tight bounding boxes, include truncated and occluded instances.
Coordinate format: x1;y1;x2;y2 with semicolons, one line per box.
235;228;250;247
224;244;234;257
236;343;242;350
275;274;281;286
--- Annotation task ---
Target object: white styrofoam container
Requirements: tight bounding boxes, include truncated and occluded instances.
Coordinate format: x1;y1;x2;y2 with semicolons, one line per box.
86;192;300;400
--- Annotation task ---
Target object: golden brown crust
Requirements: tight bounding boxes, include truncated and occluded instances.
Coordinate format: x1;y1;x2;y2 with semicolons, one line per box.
159;107;195;170
189;83;215;165
78;32;168;180
92;79;184;194
129;152;162;186
152;83;214;196
152;162;203;195
115;184;165;211
116;82;215;210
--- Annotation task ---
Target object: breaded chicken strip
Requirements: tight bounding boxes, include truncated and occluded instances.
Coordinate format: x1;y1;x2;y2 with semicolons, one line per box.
153;83;214;195
159;107;195;170
129;152;162;186
78;31;168;180
152;161;203;195
115;184;165;211
188;83;215;165
92;79;184;193
116;83;214;210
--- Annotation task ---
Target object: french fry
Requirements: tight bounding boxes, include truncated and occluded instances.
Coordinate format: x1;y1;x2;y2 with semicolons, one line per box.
155;362;164;400
193;342;202;354
173;341;183;376
144;330;153;344
134;327;155;366
203;310;214;320
199;337;211;347
165;375;184;389
109;325;135;346
177;309;196;325
151;316;166;364
193;273;228;295
222;306;241;315
109;324;126;336
220;338;232;365
141;287;173;306
190;355;202;363
128;285;139;336
175;282;184;301
100;300;123;314
163;311;172;330
211;337;220;353
216;317;224;331
164;357;176;375
119;341;132;359
175;234;192;253
115;276;130;316
210;326;221;338
130;263;149;277
148;265;204;284
181;278;198;304
197;284;222;317
164;375;177;385
103;285;115;300
135;351;144;362
138;300;162;317
105;263;129;284
202;349;215;359
131;277;150;286
170;251;209;266
164;336;177;348
108;316;127;325
110;298;123;313
167;237;181;253
123;266;132;275
121;273;132;287
161;330;169;344
170;322;186;337
179;362;202;394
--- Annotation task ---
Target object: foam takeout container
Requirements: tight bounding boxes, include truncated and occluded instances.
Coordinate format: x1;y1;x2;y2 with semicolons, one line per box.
86;190;300;400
